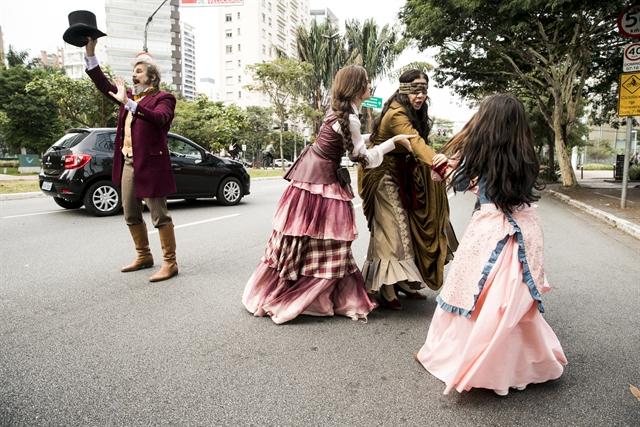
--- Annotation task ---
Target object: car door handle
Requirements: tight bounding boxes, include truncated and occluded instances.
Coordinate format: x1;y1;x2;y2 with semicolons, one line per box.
171;163;182;170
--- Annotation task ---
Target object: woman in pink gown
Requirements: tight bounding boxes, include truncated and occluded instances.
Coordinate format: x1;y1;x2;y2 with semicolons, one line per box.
242;65;414;324
416;94;567;395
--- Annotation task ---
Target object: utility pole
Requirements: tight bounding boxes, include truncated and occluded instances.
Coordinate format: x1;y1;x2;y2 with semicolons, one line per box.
143;0;169;53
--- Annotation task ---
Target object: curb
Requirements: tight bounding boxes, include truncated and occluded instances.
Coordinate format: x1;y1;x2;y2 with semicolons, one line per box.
547;190;640;240
0;191;46;201
0;176;287;201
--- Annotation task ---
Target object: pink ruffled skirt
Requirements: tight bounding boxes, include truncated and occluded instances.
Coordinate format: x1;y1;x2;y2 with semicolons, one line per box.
417;233;567;394
242;180;376;324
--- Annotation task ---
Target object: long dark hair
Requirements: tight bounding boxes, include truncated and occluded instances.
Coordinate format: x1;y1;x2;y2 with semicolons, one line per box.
370;69;433;142
330;65;368;165
448;94;543;213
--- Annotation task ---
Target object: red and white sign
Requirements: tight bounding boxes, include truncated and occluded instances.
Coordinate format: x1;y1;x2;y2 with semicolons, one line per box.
180;0;243;6
624;42;640;72
618;5;640;39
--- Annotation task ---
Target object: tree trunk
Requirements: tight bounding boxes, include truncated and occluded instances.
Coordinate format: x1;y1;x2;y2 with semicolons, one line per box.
279;121;285;171
552;108;577;186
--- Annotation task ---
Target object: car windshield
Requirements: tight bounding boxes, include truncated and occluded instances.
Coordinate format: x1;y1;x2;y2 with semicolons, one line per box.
53;132;89;149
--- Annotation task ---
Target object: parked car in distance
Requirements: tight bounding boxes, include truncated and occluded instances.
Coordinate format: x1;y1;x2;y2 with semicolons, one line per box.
273;158;293;168
39;128;250;216
340;156;355;167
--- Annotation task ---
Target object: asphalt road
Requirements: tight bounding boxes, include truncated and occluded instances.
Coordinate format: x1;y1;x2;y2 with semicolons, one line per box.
1;178;639;426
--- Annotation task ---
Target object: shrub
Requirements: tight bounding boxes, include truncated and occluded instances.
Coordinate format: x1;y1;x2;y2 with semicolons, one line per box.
0;160;19;168
629;165;640;180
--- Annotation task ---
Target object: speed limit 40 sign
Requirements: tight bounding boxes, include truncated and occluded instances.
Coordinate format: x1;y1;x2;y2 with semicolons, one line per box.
618;5;640;39
624;43;640;72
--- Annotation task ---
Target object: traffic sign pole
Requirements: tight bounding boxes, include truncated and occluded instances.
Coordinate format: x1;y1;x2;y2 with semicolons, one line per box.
621;117;632;209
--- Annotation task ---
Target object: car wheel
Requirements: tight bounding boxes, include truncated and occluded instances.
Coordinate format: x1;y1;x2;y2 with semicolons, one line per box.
217;176;243;205
83;180;122;216
53;197;83;210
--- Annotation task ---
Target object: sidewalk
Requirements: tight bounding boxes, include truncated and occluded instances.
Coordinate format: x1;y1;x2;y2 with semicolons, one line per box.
546;169;640;240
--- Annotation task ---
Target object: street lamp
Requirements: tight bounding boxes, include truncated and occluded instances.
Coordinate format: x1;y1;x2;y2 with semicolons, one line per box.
143;0;169;53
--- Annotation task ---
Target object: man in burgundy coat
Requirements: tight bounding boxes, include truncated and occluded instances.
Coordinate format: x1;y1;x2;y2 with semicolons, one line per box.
85;37;179;282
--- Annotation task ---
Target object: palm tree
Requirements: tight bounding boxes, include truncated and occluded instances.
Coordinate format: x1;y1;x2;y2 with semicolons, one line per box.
344;19;406;130
296;20;346;134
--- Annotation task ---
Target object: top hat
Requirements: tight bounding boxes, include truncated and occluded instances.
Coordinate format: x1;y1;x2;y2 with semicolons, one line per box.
62;10;106;47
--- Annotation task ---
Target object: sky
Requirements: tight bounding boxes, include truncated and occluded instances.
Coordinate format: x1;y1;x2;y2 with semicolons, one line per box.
0;0;476;129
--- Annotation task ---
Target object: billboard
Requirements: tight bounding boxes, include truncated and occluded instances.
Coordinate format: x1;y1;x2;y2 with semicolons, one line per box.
180;0;243;6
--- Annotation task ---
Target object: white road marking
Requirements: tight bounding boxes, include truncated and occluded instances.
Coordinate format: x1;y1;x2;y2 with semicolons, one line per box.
1;210;67;219
148;213;240;234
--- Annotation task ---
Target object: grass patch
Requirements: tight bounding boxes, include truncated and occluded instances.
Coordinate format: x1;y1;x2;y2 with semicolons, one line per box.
0;167;39;175
0;180;41;194
580;163;614;170
248;168;287;178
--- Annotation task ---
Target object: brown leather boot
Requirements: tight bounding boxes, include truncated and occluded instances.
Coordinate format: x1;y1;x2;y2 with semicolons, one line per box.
149;222;178;282
121;223;154;272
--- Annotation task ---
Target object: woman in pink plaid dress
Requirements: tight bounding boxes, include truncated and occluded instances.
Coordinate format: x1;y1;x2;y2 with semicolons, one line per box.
242;65;415;324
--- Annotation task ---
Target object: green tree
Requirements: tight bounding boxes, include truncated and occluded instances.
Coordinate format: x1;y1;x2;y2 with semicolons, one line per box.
344;18;406;130
296;20;346;134
27;68;118;129
0;48;64;153
171;95;249;153
246;58;312;170
401;0;622;187
237;106;274;166
587;139;616;163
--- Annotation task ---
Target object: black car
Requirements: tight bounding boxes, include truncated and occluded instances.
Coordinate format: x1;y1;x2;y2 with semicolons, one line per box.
39;128;250;216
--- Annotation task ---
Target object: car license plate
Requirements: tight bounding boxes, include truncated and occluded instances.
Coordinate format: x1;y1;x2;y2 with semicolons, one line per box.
42;181;52;191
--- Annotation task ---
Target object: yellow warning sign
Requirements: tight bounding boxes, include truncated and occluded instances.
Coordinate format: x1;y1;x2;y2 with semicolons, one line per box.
618;72;640;116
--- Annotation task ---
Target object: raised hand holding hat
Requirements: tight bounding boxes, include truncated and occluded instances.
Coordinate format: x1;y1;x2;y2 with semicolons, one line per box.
63;10;106;47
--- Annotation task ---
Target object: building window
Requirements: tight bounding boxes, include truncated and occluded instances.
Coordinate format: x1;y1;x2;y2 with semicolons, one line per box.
225;30;232;38
262;45;266;54
238;91;242;99
237;28;241;36
225;60;233;69
237;60;241;67
237;44;241;52
226;91;233;98
237;12;240;19
225;45;233;54
225;14;232;22
269;17;272;26
262;13;266;23
238;75;241;83
226;76;233;84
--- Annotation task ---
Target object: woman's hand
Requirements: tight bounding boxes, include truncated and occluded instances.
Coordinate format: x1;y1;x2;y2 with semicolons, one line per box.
108;77;129;105
392;134;417;153
432;153;448;167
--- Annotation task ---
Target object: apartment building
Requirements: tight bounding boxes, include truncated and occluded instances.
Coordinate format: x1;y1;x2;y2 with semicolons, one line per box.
216;0;309;107
181;22;197;100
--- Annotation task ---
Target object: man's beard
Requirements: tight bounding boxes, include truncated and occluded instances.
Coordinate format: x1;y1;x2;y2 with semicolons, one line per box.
132;83;150;96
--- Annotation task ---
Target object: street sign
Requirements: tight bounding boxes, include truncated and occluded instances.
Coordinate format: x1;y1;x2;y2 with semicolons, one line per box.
624;42;640;71
618;5;640;39
617;72;640;116
179;0;243;6
362;96;383;109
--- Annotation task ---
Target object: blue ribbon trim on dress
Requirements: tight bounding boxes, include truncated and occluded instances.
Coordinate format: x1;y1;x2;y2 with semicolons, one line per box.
437;213;544;318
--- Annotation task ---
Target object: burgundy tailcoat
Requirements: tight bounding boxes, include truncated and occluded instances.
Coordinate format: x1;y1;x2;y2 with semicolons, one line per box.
86;65;177;198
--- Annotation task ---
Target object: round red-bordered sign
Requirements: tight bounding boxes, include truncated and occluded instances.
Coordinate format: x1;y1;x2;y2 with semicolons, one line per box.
618;5;640;39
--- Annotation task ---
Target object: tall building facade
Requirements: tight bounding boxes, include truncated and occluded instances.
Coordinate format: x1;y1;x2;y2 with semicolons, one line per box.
309;7;338;26
215;0;309;107
104;0;182;93
181;22;197;100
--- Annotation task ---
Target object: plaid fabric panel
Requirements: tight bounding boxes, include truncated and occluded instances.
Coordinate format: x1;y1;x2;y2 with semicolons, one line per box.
262;230;358;280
